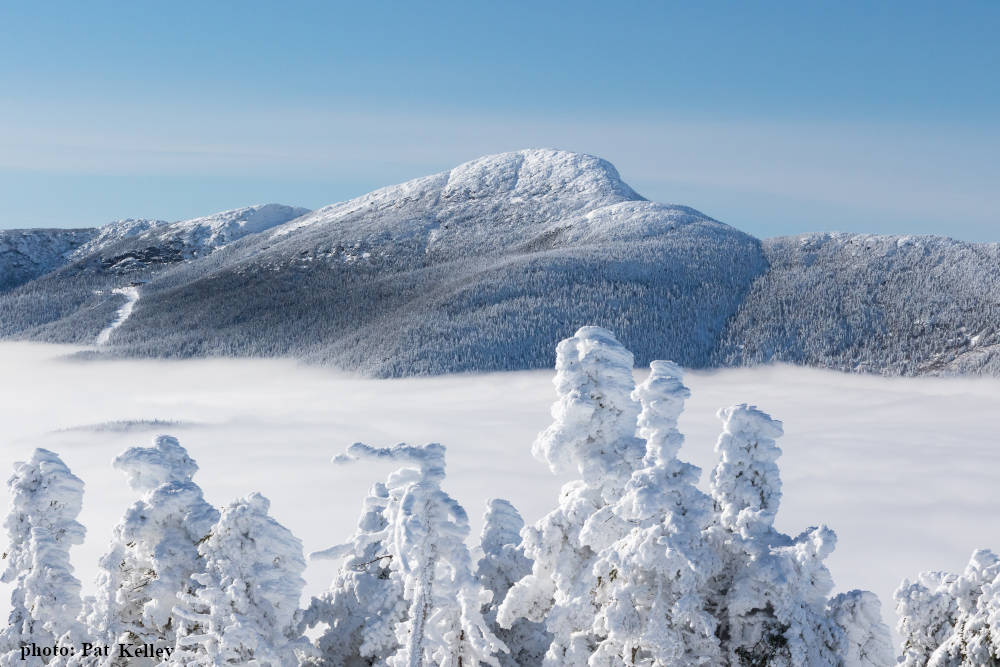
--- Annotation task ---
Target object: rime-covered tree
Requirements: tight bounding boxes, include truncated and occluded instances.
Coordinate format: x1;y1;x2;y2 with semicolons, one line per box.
0;449;86;666
498;326;646;665
476;499;548;666
303;481;405;666
828;590;895;667
708;405;892;666
87;435;218;659
589;361;722;665
172;492;311;665
333;442;506;667
710;405;784;539
896;548;1000;666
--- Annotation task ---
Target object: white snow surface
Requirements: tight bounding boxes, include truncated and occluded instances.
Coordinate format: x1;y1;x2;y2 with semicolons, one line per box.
161;203;311;251
69;218;169;260
75;204;310;260
2;343;1000;650
270;149;640;242
94;286;139;345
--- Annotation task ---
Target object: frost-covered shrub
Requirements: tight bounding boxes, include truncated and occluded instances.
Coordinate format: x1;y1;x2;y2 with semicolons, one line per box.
0;449;86;665
896;549;1000;666
86;436;218;657
315;442;507;667
172;492;311;665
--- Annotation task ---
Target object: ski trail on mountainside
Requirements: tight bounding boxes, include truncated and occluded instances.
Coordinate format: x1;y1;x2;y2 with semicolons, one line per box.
96;286;140;345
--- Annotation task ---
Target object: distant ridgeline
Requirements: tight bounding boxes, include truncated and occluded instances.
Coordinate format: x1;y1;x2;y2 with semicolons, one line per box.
1;149;998;377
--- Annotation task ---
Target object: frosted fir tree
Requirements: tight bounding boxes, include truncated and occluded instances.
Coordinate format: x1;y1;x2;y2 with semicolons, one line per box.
172;492;311;666
0;449;86;666
302;480;406;666
589;361;723;665
333;442;507;667
498;326;646;665
86;435;218;659
827;590;895;667
707;405;892;666
709;405;784;539
476;499;549;667
896;548;1000;666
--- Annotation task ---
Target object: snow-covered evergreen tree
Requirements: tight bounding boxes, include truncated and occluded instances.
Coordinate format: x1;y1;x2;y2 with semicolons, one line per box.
0;449;86;666
530;326;645;498
708;404;835;665
896;548;1000;666
827;590;895;667
476;499;548;667
172;492;311;665
710;405;784;539
708;404;892;666
589;360;722;665
86;435;218;660
498;326;646;665
302;480;406;666
332;442;507;667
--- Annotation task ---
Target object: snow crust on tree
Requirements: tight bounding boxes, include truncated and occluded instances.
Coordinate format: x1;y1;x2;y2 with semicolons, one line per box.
302;480;406;666
499;326;649;664
172;492;311;666
708;405;893;666
0;449;86;665
500;329;892;666
896;548;1000;666
589;360;722;665
323;442;507;667
87;435;218;658
476;499;549;667
828;590;895;667
710;404;784;537
531;325;645;497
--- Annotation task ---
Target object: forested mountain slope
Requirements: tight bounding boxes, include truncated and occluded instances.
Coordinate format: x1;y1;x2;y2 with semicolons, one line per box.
0;204;309;343
108;150;766;374
715;233;1000;375
0;228;96;292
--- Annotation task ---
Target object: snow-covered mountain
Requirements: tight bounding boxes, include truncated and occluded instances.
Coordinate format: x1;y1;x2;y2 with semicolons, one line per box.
99;149;765;374
0;228;96;292
0;149;996;377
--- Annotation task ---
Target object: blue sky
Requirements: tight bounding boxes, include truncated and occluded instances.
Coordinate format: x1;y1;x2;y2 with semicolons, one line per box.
1;1;997;240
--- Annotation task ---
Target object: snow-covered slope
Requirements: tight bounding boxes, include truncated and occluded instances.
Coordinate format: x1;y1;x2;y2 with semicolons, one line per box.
0;204;310;343
716;233;1000;375
69;218;169;260
102;149;765;374
0;228;97;292
72;204;311;270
